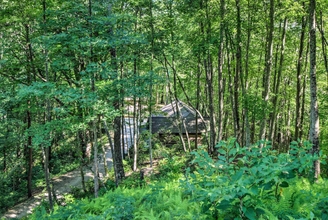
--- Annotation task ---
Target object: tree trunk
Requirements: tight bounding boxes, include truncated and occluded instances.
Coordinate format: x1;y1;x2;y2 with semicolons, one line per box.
92;119;99;198
294;12;306;141
308;0;320;179
107;0;125;185
89;0;99;197
243;0;254;147
24;23;33;199
26;110;33;199
42;0;54;209
132;46;138;171
235;0;245;145
3;121;6;172
114;114;125;184
148;0;155;166
270;17;287;147
103;119;118;186
204;0;216;153
226;44;237;138
43;146;53;209
318;11;328;92
217;0;225;143
259;0;274;143
77;131;86;192
196;60;202;148
100;118;108;177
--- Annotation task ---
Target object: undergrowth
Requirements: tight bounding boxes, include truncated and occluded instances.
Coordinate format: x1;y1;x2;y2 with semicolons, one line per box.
25;138;328;220
182;138;328;219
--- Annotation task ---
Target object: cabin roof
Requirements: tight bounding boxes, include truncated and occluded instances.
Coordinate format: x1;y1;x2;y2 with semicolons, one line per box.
151;100;208;134
153;100;196;118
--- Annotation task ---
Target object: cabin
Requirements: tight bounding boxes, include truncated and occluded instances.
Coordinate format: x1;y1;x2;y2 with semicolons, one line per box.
150;100;208;146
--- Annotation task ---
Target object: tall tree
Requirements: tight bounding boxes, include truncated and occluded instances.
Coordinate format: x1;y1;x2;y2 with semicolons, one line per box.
294;8;307;141
109;2;125;185
308;0;320;179
270;17;288;147
259;0;274;143
24;22;34;200
235;0;243;145
203;0;216;153
42;0;54;209
217;0;225;143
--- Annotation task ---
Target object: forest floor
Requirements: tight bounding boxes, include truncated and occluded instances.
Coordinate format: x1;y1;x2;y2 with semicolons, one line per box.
1;148;113;220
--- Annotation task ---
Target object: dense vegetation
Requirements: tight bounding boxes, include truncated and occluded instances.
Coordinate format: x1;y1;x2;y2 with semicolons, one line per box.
26;139;328;219
1;0;328;218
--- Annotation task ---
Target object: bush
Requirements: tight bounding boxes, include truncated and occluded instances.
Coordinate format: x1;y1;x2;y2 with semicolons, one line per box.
181;138;326;219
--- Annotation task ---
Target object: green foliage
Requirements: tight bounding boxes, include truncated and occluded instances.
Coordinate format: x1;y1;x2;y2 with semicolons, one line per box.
29;180;205;220
2;0;328;217
22;138;328;219
182;138;327;219
26;152;204;220
157;155;186;180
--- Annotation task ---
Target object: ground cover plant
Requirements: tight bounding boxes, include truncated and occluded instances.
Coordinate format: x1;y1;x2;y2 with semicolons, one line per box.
23;139;327;220
182;138;328;219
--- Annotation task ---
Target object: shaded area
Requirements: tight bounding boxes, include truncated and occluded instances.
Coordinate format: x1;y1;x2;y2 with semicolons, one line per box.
1;148;112;219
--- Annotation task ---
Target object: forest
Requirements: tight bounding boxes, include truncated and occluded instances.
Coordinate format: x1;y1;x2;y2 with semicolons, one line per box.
1;0;328;219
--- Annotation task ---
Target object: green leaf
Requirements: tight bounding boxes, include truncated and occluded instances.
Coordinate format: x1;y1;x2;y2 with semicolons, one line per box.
279;181;289;188
231;170;244;183
261;181;275;190
217;200;231;210
218;149;226;155
244;207;257;220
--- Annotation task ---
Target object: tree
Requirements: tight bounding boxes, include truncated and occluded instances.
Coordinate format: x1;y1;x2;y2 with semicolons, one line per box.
308;0;320;179
259;0;274;143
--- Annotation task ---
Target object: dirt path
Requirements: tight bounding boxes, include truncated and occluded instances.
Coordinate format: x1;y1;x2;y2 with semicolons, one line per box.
1;149;112;219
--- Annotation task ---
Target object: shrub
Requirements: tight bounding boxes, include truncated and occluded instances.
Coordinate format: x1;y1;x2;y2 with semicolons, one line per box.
182;138;326;219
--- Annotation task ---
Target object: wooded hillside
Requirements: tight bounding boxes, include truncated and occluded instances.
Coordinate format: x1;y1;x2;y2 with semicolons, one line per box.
1;0;328;215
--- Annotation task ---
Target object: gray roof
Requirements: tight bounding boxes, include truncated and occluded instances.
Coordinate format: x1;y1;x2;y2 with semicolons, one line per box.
151;100;208;134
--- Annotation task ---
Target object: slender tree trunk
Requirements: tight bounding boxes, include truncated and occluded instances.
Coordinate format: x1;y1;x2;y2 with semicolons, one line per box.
24;23;33;199
201;0;216;153
26;109;33;198
42;0;54;209
42;146;53;209
308;0;320;179
176;72;207;149
89;0;99;197
3;120;6;172
235;0;245;145
77;131;86;192
121;96;126;159
172;68;187;152
226;41;237;138
294;12;306;141
243;0;253;147
107;0;125;185
133;97;138;171
286;93;291;151
259;0;274;143
318;11;328;92
100;118;108;176
196;60;201;148
132;21;138;170
113;114;125;184
270;17;287;146
251;78;259;144
103;119;118;186
217;0;225;143
174;99;188;152
148;0;155;166
300;42;309;139
92;119;99;197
